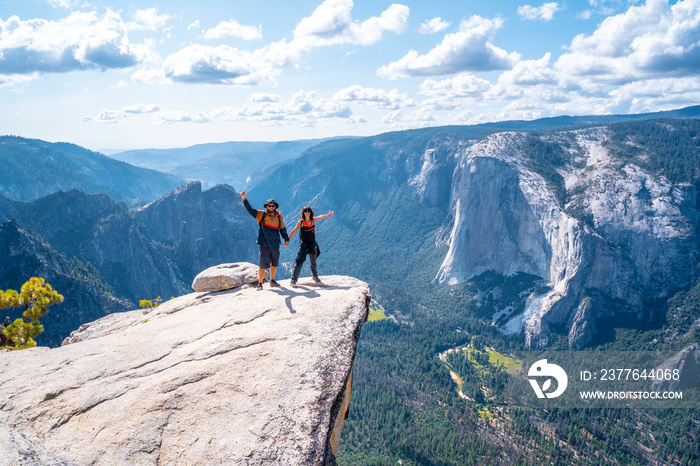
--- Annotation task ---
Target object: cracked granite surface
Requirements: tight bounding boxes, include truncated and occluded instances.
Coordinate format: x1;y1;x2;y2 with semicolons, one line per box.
0;275;369;465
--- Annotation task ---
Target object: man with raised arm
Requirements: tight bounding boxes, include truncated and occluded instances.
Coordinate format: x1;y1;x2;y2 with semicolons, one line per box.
240;191;290;290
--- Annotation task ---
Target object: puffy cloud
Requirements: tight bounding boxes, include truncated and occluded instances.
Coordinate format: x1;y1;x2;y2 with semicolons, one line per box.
293;0;409;46
333;85;414;109
215;90;353;123
417;73;491;110
419;73;491;97
419;17;450;34
161;44;270;85
187;20;200;31
122;104;161;114
555;0;700;85
92;109;127;123
0;10;153;76
0;72;38;88
128;8;172;31
161;110;211;124
202;20;262;41
505;54;558;85
607;77;700;114
377;16;519;78
158;1;408;85
249;93;282;103
382;110;402;125
517;2;560;21
47;0;79;8
84;104;161;123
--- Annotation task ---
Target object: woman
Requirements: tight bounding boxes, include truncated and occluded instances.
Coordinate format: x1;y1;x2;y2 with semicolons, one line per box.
288;206;334;287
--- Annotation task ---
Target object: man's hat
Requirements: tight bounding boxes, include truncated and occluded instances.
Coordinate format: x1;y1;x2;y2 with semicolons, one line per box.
264;199;279;209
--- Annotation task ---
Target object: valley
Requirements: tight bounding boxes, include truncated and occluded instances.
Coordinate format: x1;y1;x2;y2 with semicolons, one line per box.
1;107;699;464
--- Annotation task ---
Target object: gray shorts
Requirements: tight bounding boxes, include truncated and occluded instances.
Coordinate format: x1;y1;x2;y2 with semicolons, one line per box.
259;246;281;268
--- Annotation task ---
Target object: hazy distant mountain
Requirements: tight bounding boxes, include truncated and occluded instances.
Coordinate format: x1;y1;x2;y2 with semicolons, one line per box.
110;139;329;189
0;136;186;205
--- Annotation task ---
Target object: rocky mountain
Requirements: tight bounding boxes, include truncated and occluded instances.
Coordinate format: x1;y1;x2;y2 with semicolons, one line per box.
0;136;185;205
110;139;326;189
133;182;258;283
434;127;699;348
0;190;185;303
248;116;700;349
0;219;129;347
0;274;369;465
0;183;257;345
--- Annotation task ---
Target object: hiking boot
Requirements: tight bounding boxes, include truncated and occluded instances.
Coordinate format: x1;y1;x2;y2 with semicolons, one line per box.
270;279;280;287
312;275;323;286
256;283;263;291
290;281;298;288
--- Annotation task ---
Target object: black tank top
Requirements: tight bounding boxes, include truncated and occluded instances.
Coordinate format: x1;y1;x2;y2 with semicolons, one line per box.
300;220;315;245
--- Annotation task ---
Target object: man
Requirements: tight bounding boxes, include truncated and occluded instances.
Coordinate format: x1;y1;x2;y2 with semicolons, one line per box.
240;191;289;290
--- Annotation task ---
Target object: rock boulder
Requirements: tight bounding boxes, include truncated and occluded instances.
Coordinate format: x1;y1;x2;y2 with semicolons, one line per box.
191;262;260;292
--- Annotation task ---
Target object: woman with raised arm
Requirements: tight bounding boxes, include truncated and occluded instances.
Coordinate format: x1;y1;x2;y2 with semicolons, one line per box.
288;206;334;288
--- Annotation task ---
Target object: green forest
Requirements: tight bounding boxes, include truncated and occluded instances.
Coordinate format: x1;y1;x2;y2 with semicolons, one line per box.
332;119;700;464
338;304;699;464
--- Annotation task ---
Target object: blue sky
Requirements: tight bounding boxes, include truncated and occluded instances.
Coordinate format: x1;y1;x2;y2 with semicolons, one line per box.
0;0;698;151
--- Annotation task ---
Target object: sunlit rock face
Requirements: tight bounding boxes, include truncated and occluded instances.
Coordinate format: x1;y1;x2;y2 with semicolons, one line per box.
430;129;698;348
0;273;369;466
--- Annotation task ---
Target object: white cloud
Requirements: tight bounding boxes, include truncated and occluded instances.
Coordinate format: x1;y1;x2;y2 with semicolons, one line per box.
492;53;558;89
157;1;408;85
93;109;127;123
249;93;282;103
122;104;161;114
128;8;172;31
377;16;519;79
382;110;402;125
131;67;166;84
293;0;409;46
161;110;211;124
607;77;700;114
202;20;262;41
333;85;414;109
517;3;561;21
47;0;79;8
187;20;201;31
555;0;700;85
85;90;357;128
419;17;450;34
417;73;491;111
215;90;353;124
0;10;154;76
419;73;491;97
161;44;272;85
0;72;38;88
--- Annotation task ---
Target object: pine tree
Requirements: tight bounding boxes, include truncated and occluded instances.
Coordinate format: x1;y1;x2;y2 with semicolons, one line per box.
1;277;63;349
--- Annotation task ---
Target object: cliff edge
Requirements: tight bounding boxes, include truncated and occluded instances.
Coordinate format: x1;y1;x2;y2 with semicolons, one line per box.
0;274;369;465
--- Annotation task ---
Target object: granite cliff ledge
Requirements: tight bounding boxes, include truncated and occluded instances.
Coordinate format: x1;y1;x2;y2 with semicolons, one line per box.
0;273;369;465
